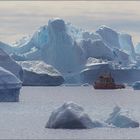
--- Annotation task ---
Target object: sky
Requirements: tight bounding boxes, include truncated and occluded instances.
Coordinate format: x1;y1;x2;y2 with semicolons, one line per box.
0;1;140;46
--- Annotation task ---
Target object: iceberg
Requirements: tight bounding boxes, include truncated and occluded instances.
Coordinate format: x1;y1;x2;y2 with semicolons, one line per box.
106;106;139;128
46;102;104;129
132;81;140;90
18;61;64;86
0;18;138;84
14;18;86;74
0;48;23;80
0;67;22;102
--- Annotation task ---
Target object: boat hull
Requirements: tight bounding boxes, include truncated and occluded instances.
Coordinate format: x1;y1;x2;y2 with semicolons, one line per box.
94;84;125;89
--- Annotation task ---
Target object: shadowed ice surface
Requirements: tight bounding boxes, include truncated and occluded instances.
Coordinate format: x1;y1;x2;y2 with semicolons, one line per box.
0;86;140;139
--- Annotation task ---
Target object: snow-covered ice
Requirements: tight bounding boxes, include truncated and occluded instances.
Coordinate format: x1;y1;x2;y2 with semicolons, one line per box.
18;61;64;86
18;61;62;76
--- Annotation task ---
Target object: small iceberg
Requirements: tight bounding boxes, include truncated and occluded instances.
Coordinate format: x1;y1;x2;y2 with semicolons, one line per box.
46;102;104;129
18;61;64;86
132;81;140;90
106;106;139;128
0;67;22;102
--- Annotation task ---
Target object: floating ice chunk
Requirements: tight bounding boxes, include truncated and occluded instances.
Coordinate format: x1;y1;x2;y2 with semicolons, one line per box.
18;61;64;86
106;106;139;128
46;102;104;129
132;81;140;90
0;66;22;102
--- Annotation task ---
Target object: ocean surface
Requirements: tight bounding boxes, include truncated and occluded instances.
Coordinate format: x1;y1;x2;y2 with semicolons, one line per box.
0;86;140;139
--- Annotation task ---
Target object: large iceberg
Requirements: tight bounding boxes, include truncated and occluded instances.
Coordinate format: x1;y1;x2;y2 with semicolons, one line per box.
106;106;139;128
46;102;104;129
0;19;136;65
0;18;138;84
18;61;64;86
0;67;22;102
13;18;86;74
0;48;23;80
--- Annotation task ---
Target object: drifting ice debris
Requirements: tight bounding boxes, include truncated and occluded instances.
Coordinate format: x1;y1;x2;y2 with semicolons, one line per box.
0;67;22;102
106;106;139;128
46;102;104;129
132;81;140;90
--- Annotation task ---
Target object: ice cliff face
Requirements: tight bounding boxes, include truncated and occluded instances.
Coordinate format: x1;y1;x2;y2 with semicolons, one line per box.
96;25;136;62
81;39;114;60
96;25;121;49
119;33;135;61
42;19;86;73
0;48;23;80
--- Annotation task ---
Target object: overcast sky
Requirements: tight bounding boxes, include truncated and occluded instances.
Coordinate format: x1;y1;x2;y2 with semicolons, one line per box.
0;1;140;45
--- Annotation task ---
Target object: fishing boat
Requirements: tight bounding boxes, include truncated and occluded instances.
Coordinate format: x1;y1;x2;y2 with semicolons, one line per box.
94;73;125;89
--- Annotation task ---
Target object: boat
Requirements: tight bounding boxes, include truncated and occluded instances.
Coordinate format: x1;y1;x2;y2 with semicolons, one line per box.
93;73;125;89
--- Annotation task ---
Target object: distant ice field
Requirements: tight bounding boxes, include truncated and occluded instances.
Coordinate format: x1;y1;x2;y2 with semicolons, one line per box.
0;86;140;139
